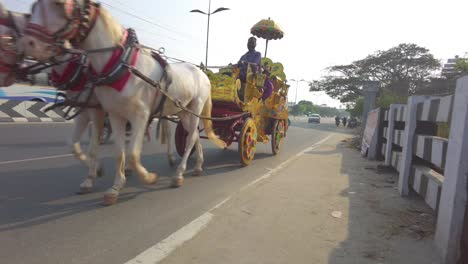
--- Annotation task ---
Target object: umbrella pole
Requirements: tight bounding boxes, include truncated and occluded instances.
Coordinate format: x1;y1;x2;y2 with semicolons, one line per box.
264;39;269;58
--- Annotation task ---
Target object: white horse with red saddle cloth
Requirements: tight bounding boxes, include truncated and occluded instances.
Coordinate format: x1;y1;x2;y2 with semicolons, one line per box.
0;4;106;186
23;0;226;205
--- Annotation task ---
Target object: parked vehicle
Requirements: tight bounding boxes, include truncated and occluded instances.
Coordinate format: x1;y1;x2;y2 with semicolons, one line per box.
0;83;64;103
308;114;321;123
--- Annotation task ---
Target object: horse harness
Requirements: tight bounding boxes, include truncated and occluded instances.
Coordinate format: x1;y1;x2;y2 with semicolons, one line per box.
25;0;100;48
25;0;236;122
0;11;23;73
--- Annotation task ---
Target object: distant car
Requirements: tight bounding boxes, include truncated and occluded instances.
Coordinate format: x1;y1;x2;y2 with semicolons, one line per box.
308;114;321;123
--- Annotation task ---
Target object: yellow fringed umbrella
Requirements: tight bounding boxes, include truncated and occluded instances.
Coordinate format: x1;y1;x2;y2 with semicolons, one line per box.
250;17;284;57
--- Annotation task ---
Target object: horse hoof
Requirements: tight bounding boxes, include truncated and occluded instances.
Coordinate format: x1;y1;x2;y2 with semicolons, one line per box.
171;177;184;188
77;187;93;195
145;173;158;185
103;193;118;206
97;166;104;178
192;169;203;177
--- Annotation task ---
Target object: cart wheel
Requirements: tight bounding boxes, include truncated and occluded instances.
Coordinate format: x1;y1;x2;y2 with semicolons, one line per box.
175;122;195;158
271;119;285;155
239;118;257;166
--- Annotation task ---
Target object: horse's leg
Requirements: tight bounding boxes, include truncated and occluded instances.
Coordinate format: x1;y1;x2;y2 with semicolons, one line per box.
71;111;91;169
78;109;105;194
103;114;127;205
192;137;204;177
127;111;158;186
161;119;176;167
173;110;202;187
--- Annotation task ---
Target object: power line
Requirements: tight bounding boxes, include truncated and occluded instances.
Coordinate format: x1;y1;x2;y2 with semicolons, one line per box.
109;0;193;37
101;1;204;44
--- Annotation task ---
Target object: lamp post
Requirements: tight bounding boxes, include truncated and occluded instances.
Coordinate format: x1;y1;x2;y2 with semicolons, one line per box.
190;0;229;67
289;78;307;105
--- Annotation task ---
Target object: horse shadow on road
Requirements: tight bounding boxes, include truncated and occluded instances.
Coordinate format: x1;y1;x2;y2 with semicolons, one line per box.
0;145;259;233
0;153;172;233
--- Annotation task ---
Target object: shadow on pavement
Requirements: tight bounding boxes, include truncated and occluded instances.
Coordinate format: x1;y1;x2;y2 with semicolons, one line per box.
323;137;440;263
0;139;270;233
0;153;174;233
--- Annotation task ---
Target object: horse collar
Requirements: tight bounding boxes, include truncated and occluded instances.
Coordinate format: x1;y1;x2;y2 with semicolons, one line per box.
50;53;88;91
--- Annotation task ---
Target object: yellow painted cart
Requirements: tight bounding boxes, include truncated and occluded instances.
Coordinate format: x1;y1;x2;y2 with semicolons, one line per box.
176;58;290;166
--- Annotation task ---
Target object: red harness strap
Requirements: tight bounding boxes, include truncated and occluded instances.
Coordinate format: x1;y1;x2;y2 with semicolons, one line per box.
50;55;88;91
91;30;140;92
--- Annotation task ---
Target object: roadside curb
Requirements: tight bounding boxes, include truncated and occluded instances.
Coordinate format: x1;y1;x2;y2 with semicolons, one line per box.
0;99;68;123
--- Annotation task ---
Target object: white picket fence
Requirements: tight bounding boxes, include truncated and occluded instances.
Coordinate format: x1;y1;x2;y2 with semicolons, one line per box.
375;76;468;263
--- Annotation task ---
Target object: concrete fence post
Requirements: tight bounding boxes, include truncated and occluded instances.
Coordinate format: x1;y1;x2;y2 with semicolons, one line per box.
398;95;432;196
361;81;380;126
435;76;468;264
384;104;405;166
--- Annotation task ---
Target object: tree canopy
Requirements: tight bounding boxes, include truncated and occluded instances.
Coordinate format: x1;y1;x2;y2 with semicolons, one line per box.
310;43;440;103
290;100;316;116
289;100;347;117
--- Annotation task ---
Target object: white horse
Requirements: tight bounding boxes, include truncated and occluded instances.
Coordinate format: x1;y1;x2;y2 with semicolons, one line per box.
50;43;106;192
0;5;27;87
0;5;105;190
23;0;226;205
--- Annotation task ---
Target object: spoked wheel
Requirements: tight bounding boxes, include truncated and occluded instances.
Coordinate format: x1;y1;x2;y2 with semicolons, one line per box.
174;122;195;158
239;118;258;167
271;119;285;155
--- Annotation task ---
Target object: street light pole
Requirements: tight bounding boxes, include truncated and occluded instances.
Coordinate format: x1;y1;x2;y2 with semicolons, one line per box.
190;0;229;67
205;0;211;68
289;78;306;105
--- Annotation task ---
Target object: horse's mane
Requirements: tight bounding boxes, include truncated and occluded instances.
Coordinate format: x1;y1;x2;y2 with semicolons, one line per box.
98;5;124;45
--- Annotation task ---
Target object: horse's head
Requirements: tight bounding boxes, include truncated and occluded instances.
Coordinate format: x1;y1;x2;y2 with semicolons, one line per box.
22;0;85;62
0;4;29;86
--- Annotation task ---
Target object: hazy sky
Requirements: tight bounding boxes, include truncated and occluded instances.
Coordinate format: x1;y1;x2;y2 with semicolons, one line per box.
5;0;468;108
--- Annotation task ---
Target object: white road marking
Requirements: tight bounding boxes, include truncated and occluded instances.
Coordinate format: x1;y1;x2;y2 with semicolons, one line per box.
123;134;334;264
0;154;73;165
240;134;332;192
124;212;214;264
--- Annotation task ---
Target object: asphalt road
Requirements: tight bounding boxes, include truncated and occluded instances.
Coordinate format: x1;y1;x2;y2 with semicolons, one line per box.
0;118;339;264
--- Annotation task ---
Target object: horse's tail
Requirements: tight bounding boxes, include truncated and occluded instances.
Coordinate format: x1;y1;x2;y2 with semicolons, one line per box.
202;96;226;149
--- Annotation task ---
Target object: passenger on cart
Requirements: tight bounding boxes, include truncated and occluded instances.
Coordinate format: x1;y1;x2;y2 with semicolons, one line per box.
261;70;274;102
238;37;262;100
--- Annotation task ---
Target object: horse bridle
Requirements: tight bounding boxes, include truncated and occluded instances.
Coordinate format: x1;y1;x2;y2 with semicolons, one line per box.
0;11;22;73
24;0;100;49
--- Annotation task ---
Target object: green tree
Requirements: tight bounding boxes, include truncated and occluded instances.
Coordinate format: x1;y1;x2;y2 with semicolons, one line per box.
455;58;468;74
290;100;316;116
310;43;440;103
377;89;408;108
346;97;364;118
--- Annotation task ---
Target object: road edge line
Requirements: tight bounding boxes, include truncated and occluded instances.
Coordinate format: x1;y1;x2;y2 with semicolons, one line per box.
123;133;334;264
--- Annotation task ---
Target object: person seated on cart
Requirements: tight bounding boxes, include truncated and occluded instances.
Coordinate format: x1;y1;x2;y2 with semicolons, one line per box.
261;69;274;102
238;37;262;100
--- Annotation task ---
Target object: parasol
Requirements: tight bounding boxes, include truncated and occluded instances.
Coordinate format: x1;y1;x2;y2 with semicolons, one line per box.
250;17;284;58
